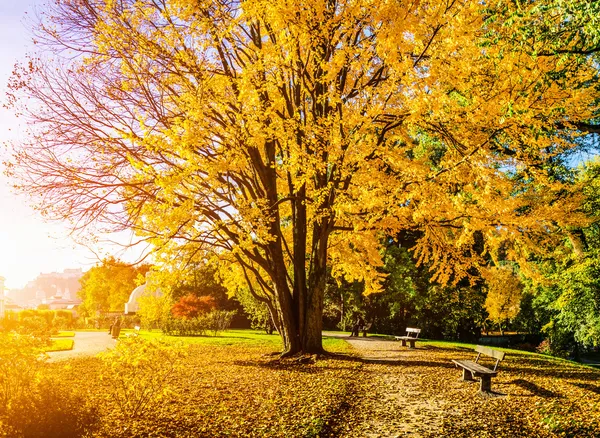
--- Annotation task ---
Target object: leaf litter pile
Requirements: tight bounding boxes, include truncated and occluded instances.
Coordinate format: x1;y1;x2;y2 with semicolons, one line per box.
50;337;600;437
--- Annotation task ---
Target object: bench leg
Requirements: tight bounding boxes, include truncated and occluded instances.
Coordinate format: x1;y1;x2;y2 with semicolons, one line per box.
461;368;475;382
408;340;415;349
479;376;492;393
401;339;407;347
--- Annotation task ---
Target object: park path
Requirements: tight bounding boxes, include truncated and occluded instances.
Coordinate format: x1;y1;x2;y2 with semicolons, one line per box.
47;331;117;362
324;333;459;438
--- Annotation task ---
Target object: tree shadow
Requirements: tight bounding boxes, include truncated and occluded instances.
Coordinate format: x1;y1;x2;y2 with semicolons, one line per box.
501;361;600;382
570;381;600;395
505;378;562;398
233;350;457;373
420;345;474;353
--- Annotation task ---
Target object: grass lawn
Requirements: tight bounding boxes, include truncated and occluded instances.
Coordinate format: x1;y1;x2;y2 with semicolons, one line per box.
39;331;600;437
54;331;76;337
129;328;284;346
45;338;74;352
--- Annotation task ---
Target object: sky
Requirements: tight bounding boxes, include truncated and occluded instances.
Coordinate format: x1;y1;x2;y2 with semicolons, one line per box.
0;0;133;290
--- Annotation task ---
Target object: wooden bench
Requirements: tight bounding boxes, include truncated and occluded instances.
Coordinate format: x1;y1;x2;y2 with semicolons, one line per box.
126;325;141;338
452;345;505;393
395;327;421;348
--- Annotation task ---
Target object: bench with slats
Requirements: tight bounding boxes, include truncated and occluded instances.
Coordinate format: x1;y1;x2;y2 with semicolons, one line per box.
395;327;421;348
452;345;505;393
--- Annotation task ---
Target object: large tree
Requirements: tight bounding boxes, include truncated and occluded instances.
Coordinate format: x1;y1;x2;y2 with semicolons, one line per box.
6;0;600;355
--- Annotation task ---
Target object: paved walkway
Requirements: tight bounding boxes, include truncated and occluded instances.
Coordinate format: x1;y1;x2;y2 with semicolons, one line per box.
47;331;117;362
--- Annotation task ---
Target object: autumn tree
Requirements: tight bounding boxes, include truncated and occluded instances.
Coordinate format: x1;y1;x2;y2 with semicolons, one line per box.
78;258;149;316
7;0;600;354
483;266;523;335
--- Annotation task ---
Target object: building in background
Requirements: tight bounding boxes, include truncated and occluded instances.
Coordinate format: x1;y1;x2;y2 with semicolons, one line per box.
125;273;162;314
8;268;84;309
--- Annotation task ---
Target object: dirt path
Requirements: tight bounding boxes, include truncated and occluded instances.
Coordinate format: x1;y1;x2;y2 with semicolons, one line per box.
47;331;117;362
323;333;561;438
326;334;455;437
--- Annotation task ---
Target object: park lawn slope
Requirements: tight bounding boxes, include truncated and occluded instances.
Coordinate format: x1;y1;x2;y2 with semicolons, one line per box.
49;335;360;437
43;334;600;437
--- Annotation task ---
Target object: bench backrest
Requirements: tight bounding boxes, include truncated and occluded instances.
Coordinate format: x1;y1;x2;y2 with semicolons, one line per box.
405;327;421;338
474;345;505;371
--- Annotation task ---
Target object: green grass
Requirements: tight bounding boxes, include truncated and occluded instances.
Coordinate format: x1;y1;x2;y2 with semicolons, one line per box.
132;328;283;347
418;338;600;370
126;328;350;352
45;338;74;352
54;331;75;337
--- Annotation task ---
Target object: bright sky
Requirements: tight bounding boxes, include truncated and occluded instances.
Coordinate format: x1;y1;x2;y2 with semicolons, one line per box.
0;0;137;289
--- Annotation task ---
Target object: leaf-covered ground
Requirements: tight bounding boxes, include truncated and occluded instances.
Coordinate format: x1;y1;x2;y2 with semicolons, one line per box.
46;334;600;437
50;340;361;437
330;336;600;438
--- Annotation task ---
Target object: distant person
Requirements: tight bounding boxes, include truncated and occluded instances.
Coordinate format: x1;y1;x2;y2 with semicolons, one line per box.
111;316;122;339
357;315;365;336
351;315;363;337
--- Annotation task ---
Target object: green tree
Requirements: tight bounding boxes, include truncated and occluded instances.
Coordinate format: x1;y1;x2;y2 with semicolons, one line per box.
233;287;275;333
515;160;600;355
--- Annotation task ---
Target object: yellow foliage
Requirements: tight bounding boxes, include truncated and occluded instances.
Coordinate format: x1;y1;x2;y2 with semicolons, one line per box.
483;266;523;324
9;0;600;351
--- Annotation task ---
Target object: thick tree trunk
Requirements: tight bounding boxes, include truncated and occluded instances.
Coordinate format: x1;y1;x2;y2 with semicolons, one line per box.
302;222;330;353
303;279;325;353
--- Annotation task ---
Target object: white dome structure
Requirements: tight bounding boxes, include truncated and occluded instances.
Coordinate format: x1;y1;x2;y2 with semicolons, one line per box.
124;283;163;314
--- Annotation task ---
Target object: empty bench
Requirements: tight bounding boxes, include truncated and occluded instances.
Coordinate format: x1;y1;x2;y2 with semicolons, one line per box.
126;325;141;338
395;327;421;348
452;345;505;393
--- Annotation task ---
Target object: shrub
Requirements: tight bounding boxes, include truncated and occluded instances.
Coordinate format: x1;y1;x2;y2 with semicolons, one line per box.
200;310;237;336
2;376;98;438
98;337;188;418
161;317;206;336
0;311;19;332
16;316;53;340
137;294;171;330
0;332;97;437
0;333;46;411
161;310;236;336
536;339;551;355
54;310;74;329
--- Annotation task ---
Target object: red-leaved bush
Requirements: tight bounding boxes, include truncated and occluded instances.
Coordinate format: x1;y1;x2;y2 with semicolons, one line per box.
171;295;217;319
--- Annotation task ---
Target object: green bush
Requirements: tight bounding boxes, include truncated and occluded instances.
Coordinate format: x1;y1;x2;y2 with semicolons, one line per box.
98;336;188;418
161;317;206;336
54;310;74;329
200;310;237;336
161;310;236;336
